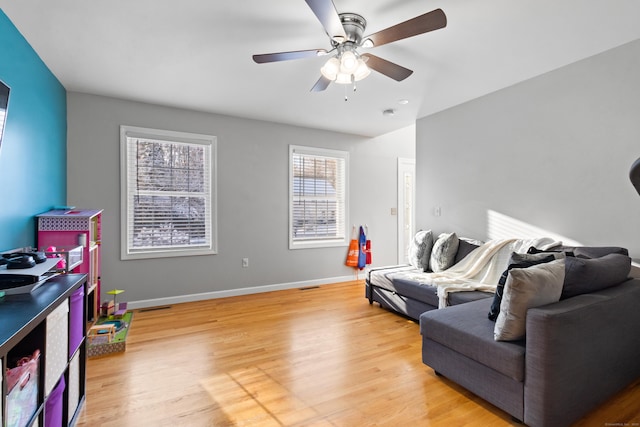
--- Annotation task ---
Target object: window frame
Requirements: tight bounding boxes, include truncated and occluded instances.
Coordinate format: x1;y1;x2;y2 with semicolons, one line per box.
289;145;349;250
120;125;218;260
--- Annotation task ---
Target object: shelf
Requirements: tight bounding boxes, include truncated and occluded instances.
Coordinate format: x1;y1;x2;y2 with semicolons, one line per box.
1;274;87;427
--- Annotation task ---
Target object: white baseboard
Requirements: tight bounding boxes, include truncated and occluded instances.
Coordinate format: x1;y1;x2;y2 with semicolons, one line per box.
126;275;358;310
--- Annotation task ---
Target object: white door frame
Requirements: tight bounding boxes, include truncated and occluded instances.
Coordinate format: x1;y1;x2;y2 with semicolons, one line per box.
397;158;415;264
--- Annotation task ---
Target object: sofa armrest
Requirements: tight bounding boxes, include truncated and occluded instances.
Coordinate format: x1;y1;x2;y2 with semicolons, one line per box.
524;279;640;427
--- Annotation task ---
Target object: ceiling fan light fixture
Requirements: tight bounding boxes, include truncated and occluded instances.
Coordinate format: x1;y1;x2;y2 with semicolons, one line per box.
322;56;370;84
321;42;370;85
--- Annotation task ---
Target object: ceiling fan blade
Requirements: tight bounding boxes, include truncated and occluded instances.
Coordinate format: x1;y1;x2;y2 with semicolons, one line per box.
363;8;446;48
253;49;328;64
361;54;413;81
311;75;332;92
304;0;347;42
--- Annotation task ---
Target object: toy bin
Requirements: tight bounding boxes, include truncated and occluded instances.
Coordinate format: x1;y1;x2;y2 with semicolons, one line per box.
68;286;85;356
45;299;68;396
68;352;80;421
44;376;65;427
6;350;40;427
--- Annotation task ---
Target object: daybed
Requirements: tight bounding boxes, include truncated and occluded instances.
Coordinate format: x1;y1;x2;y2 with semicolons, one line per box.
366;230;640;426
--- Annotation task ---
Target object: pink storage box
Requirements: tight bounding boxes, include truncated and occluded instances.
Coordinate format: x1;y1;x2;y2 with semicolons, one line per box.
6;350;40;427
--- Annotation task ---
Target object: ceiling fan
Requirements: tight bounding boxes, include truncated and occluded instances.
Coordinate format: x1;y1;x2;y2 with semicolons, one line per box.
252;0;447;92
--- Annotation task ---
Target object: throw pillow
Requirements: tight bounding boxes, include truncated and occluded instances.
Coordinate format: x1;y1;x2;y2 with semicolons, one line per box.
407;230;433;271
494;258;565;341
572;246;629;259
561;253;631;299
453;239;481;265
429;232;460;272
527;246;575;258
488;252;561;321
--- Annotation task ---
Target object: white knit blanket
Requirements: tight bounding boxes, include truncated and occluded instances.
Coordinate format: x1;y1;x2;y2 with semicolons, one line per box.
395;237;561;308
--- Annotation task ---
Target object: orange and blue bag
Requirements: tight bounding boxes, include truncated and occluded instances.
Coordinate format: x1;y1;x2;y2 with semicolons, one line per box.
345;226;359;267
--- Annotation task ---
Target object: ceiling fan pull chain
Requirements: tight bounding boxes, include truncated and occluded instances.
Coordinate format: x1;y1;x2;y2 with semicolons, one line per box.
344;84;348;102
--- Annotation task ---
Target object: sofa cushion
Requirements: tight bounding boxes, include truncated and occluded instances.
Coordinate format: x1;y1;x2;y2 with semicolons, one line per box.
488;252;561;321
430;232;459;272
408;230;433;271
449;290;493;306
494;259;565;341
420;298;526;382
561;253;631;299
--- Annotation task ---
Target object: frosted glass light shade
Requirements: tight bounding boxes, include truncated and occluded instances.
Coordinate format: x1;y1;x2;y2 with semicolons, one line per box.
320;57;340;80
335;73;353;84
353;59;370;81
339;51;358;74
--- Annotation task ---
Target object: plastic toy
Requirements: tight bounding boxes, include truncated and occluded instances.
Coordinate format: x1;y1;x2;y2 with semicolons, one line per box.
106;289;127;319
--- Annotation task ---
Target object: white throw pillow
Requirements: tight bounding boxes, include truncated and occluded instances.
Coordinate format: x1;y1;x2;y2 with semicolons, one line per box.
407;230;433;271
494;258;565;341
429;232;459;272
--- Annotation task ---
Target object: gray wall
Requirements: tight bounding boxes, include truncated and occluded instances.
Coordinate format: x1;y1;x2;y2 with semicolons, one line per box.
416;39;640;258
66;92;414;306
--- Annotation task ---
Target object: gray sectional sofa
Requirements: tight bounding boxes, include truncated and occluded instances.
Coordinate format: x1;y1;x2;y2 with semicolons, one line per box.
421;277;640;426
366;231;640;426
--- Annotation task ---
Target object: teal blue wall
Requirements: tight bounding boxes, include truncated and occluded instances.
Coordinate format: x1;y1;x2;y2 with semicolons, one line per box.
0;10;67;251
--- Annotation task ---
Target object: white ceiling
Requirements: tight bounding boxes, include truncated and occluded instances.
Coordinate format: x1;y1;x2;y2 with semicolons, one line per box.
2;0;640;137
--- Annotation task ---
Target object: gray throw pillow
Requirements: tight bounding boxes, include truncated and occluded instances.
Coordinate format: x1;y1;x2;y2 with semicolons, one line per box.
561;253;631;299
453;239;480;265
494;259;565;341
488;252;563;321
429;232;460;272
407;230;433;271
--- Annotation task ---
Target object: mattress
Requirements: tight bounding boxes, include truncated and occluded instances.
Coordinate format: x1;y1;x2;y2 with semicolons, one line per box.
367;265;441;307
367;264;492;309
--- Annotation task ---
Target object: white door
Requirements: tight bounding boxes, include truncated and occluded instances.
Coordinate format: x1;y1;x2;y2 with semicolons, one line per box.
397;158;415;264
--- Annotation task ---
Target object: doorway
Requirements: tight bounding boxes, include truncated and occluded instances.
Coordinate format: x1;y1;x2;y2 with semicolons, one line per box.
397;158;415;264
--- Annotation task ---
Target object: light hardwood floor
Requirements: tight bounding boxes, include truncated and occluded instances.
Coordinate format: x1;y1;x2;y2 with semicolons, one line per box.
76;281;640;426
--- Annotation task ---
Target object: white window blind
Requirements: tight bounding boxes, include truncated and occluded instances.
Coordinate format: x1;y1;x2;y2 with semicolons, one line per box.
120;125;217;260
289;145;348;249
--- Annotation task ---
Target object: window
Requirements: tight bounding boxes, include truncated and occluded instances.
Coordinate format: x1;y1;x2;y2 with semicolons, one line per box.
289;145;348;249
120;125;217;260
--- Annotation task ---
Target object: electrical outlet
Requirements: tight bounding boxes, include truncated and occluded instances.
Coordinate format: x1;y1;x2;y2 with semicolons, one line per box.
434;206;442;217
242;258;249;268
